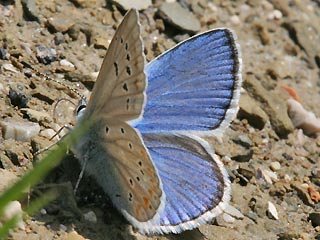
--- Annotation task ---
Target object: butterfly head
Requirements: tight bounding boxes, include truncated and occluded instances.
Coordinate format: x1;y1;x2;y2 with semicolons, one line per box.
75;97;87;121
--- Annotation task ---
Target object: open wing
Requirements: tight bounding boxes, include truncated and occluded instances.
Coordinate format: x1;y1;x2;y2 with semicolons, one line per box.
138;133;230;234
136;29;242;137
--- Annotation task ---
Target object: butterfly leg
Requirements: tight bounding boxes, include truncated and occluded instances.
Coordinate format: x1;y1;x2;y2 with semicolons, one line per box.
73;153;88;195
33;124;72;157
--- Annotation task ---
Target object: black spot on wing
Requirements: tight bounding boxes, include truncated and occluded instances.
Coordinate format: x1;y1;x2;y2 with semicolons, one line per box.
113;62;119;76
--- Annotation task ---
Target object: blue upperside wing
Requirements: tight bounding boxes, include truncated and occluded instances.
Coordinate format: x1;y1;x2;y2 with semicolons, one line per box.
139;133;230;234
135;28;242;136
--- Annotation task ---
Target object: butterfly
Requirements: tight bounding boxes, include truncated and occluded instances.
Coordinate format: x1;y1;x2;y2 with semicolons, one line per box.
71;8;242;235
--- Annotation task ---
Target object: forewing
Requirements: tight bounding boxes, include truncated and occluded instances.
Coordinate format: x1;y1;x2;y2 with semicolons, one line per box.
84;9;146;122
73;117;165;230
136;29;242;136
138;133;230;234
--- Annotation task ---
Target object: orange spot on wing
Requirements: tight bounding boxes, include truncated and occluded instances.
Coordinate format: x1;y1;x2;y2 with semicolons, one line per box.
148;189;153;197
143;196;149;208
146;167;157;177
146;167;152;173
135;204;142;217
281;85;300;102
150;178;158;187
140;149;148;158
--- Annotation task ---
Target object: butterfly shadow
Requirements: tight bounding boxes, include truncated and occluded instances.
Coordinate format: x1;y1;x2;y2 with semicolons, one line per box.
164;229;208;240
31;154;139;240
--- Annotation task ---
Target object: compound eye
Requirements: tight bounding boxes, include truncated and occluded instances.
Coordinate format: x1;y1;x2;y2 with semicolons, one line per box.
76;104;86;115
75;98;87;119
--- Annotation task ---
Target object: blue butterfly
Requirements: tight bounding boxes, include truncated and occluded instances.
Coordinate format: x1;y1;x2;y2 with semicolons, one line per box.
72;9;242;235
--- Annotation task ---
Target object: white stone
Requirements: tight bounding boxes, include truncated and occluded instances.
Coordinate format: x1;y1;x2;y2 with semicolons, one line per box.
90;71;99;79
59;224;67;232
230;15;240;25
0;201;25;230
284;174;292;182
60;59;75;69
273;10;283;19
270;161;281;171
40;208;47;215
83;211;97;223
222;213;236;223
268;10;283;20
2;63;18;73
287;98;320;136
267;201;279;220
0;118;40;142
264;169;278;182
223;205;244;219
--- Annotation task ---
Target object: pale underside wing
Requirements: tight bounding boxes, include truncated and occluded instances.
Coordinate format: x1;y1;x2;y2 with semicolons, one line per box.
84;9;147;123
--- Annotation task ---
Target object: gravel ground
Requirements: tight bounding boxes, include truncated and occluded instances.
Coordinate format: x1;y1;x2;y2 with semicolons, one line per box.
0;0;319;239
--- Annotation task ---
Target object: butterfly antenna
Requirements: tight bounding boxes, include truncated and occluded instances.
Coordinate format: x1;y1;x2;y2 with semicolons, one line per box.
53;98;76;122
20;60;84;99
33;124;72;157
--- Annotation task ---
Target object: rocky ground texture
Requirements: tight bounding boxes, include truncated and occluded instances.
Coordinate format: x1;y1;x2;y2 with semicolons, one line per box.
0;0;320;239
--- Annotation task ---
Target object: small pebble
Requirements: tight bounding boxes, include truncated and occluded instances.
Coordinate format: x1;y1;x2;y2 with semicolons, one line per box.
83;211;97;223
0;118;40;142
59;59;75;71
222;212;236;223
270;161;281;171
9;88;28;108
59;224;67;232
230;15;241;25
259;168;278;184
2;63;18;73
287;98;320;136
268;9;283;20
267;201;279;220
90;71;99;79
284;174;292;182
223;205;244;219
0;201;25;230
36;45;57;65
0;48;7;59
40;208;47;215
